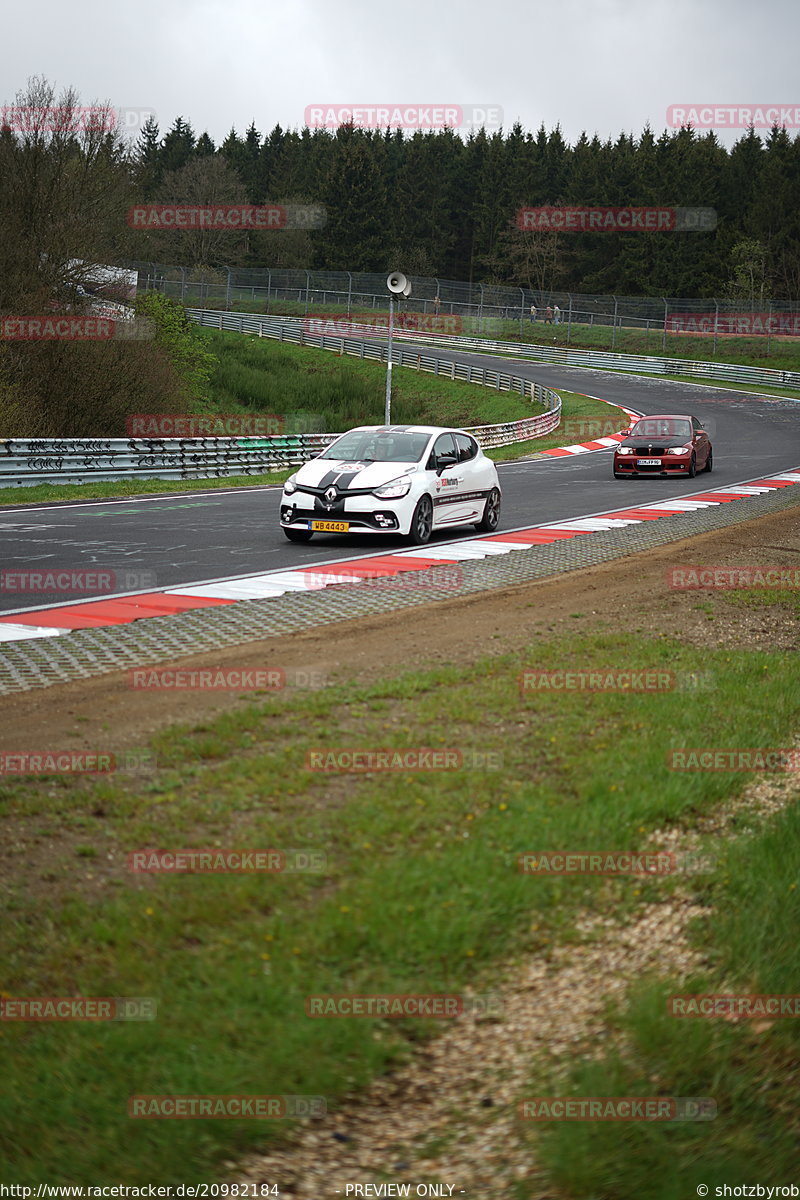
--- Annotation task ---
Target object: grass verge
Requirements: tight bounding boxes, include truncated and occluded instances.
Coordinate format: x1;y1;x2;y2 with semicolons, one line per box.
531;789;800;1196
201;298;800;373
2;627;799;1183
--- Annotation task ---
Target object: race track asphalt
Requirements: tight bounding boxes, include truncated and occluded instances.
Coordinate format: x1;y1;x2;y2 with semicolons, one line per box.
1;347;797;616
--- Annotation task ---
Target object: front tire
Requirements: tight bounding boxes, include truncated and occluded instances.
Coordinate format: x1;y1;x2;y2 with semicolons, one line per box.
407;494;433;544
283;527;313;543
688;453;697;479
475;487;501;533
704;449;713;472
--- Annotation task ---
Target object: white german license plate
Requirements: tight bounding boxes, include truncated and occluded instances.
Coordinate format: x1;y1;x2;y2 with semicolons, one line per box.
310;520;349;532
637;458;661;467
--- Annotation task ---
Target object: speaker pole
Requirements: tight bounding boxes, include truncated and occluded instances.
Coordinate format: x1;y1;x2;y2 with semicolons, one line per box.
384;293;394;425
384;272;410;425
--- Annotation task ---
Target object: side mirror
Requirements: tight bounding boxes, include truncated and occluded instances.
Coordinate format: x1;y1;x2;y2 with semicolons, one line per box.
620;428;632;437
437;453;459;473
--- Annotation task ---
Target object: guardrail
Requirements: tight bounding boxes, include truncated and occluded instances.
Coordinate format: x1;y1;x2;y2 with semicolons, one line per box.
0;317;561;487
203;310;800;392
400;333;800;391
0;434;338;487
369;328;800;388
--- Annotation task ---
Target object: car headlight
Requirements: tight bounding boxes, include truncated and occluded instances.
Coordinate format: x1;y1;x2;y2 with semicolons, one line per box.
616;447;634;455
374;476;412;499
666;446;690;455
283;474;298;494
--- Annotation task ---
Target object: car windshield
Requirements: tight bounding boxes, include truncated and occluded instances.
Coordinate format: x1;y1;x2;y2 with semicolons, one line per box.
630;419;691;441
319;430;431;463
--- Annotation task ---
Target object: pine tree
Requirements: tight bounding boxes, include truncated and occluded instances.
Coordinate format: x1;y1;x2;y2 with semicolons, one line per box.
134;115;161;197
315;125;388;271
160;117;196;174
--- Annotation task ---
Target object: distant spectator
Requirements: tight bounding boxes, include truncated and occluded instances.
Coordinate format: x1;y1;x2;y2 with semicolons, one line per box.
544;305;553;325
530;304;537;323
553;304;561;325
433;295;441;314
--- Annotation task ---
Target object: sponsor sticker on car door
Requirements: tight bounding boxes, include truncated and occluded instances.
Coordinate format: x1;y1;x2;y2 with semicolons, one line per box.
431;433;470;525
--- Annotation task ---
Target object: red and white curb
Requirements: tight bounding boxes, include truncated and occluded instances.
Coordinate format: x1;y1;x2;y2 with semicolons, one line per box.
535;399;641;457
2;469;798;643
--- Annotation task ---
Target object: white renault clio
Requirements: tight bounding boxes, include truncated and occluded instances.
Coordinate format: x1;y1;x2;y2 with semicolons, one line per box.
280;425;502;545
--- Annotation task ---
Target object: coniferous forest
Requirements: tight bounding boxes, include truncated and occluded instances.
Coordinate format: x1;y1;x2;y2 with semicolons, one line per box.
133;116;800;300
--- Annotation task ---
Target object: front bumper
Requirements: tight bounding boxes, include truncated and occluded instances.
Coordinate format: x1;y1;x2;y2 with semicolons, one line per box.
280;497;405;533
614;453;694;476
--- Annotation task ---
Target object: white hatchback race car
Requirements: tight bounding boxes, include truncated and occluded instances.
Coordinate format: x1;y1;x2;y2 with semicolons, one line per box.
280;425;502;545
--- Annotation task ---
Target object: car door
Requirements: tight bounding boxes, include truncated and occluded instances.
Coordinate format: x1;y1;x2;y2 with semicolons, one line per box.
429;432;471;527
453;432;492;523
691;416;710;466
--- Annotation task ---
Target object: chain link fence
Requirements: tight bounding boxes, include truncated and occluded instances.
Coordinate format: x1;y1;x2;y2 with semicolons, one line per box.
127;262;800;356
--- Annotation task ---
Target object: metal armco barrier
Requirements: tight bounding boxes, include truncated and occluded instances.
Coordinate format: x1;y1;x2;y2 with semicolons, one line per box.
0;319;561;486
0;434;337;487
421;336;800;390
188;308;800;391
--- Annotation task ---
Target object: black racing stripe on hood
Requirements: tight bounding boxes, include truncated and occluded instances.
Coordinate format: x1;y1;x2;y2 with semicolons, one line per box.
317;461;373;490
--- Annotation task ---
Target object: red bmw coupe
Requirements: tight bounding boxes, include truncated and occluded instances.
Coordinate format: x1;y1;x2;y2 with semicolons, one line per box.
613;414;712;478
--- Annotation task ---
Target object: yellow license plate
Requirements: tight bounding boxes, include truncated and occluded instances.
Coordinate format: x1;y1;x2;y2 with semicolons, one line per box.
310;520;350;532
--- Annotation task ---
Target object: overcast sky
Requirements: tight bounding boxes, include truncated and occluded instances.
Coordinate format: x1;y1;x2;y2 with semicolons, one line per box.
4;0;800;148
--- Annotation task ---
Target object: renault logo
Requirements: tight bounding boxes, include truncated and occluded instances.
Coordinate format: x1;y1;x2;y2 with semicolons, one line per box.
324;487;337;504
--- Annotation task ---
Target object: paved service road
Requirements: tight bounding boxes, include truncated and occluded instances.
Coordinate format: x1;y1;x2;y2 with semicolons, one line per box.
1;351;797;615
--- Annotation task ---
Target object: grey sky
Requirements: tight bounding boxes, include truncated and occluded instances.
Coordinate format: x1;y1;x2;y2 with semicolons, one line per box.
4;0;799;147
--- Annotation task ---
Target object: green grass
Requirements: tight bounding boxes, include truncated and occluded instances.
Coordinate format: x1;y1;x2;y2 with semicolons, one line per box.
507;319;800;372
200;329;539;430
2;630;799;1183
725;588;800;619
531;793;800;1197
197;295;800;373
